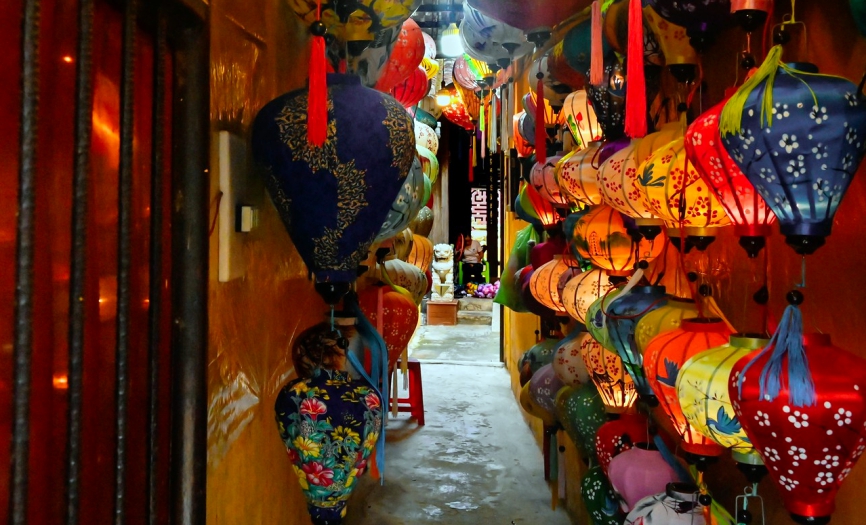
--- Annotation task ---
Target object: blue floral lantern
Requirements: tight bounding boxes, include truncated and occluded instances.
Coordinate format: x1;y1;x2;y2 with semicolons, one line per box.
720;48;866;255
253;73;416;302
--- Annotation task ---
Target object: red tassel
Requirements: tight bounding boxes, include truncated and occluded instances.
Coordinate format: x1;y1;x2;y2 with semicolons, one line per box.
535;74;547;164
625;0;647;138
590;1;603;86
307;1;328;147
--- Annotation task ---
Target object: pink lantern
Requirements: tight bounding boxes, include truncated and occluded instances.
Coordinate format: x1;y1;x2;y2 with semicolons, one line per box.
595;413;649;474
608;444;681;512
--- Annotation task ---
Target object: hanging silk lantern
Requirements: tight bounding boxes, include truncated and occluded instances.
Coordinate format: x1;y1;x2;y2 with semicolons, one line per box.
596;413;650;474
466;0;588;32
530;235;567;269
459;2;533;65
441;91;475;130
530;364;567;416
515;187;543;229
562;18;613;80
562;269;616;325
519;381;557;427
530;255;582;316
634;297;698;354
358;284;419;371
420;57;439;82
603;0;663;67
406;234;432;271
581;465;629;525
580;331;638;413
556;383;608;460
390;66;429;108
349;24;402;87
391;227;414;261
414;121;439;155
289;0;421;49
548;41;586;91
454;83;481;121
519;337;560;386
609;444;682;512
252;73;416;304
522;91;558;129
720;51;866;255
553;332;591;387
634;122;685;165
416;144;439;183
375;156;425;242
561;91;602;147
596;139;665;236
731;321;866;523
409;206;433;237
513;112;535;157
374;19;426;92
421;30;436;58
524;183;562;230
586;287;624;352
586;53;627;141
637;137;731;250
625;483;707;525
452;56;482;91
644;0;731;51
274;323;383;525
517;111;537;147
530;154;569;208
556;142;605;207
605;286;667;401
571;206;666;276
528;54;571;108
376;258;427;305
644;318;733;457
677;334;767;467
686;99;775;257
521;270;559;320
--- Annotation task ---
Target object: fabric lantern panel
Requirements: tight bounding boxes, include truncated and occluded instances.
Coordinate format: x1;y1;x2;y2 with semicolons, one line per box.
358;284;419;371
556;383;608;460
460;2;533;64
562;269;616;325
644;318;732;457
585;54;627;141
605;286;668;400
529;255;582;316
562;18;612;79
721;57;866;255
414;120;439;155
581;465;629;525
454;83;481;121
556;143;605;207
252;74;416;300
548;41;586;91
375;156;425;242
391;66;429;108
561;91;602;147
407;234;433;271
519;337;560;386
513;112;535;157
644;0;731;43
586;288;624;352
530;154;569;208
416;144;439;183
597;139;664;231
553;332;591;387
374;19;426;92
609;445;681;512
528;54;571;108
452;55;482;91
377;258;427;306
634;297;698;354
409;206;433;237
625;483;707;525
519;381;557;427
524;183;562;230
441;92;475;130
580;331;638;414
677;335;767;465
530;364;567;416
596;413;650;475
571;206;666;276
643;6;699;67
730;333;866;523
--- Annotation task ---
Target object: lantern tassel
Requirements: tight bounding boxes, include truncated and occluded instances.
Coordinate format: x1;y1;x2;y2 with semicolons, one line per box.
738;303;817;407
590;0;603;85
719;44;783;137
535;78;547;164
653;433;691;482
307;2;328;147
624;0;647;138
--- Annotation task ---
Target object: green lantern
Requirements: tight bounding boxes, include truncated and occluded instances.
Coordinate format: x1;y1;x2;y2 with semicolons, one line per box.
586;288;624;351
556;383;607;460
582;465;628;525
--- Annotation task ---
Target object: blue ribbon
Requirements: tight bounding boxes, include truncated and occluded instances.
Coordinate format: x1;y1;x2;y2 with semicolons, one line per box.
653;433;691;483
738;304;816;407
345;293;389;484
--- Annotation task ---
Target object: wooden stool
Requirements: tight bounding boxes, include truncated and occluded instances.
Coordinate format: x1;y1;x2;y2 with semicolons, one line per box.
395;358;425;425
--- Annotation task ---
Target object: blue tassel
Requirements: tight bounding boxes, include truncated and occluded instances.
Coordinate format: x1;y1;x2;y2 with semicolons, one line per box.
345;293;390;483
738;304;816;407
653;433;691;483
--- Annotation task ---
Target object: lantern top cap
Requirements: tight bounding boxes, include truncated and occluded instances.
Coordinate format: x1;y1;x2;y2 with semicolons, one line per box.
666;482;700;502
729;333;770;349
679;317;729;332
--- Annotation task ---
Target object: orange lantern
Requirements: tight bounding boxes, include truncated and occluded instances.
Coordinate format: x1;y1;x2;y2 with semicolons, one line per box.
455;83;481;121
580;332;638;414
358;284;419;371
529;255;583;315
644;318;733;457
407;234;433;271
561;269;616;325
524;183;561;230
374;19;426;92
556;143;605;207
570;206;666;276
637;137;731;250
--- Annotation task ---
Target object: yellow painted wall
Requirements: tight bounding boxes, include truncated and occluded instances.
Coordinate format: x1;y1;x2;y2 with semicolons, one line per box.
206;2;322;524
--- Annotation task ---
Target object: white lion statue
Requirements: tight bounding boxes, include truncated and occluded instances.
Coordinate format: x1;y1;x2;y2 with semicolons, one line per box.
430;243;454;302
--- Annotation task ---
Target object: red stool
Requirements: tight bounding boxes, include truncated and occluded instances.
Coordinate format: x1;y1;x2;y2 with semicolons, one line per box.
395;358;425;425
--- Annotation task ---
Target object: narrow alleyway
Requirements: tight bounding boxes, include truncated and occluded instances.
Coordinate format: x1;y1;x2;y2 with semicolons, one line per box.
344;325;573;524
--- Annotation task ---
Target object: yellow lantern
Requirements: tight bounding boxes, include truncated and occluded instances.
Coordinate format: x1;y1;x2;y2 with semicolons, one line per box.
636;137;731;249
676;335;768;465
529;255;582;315
562;269;616;325
634;122;684;166
561;91;602;147
596;139;665;238
634;297;699;354
571;206;666;277
556;142;605;207
407;234;433;271
643;6;699;67
579;332;638;414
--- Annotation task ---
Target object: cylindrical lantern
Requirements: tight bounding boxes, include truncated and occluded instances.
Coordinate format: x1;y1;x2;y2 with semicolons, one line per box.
721;56;866;255
634;297;699;354
561;91;602;146
556;142;605;207
570;206;666;276
596;413;650;474
530;154;569;208
730;332;866;523
529;255;582;315
581;465;628;525
625;483;707;525
562;269;616;325
606;286;668;401
358;284;419;371
686;99;775;257
677;334;767;466
637;137;731;249
644;318;733;457
609;445;682;512
580;332;638;414
553;332;591;387
556;383;608;460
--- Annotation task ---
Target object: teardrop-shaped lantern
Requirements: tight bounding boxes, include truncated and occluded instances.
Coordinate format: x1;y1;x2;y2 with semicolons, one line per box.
409;206;433;237
644;318;733;457
580;331;638;414
645;0;731;51
460;3;534;63
358;284;419;371
556;142;605;207
563;269;616;325
530;364;567;416
252;73;416;304
513;112;535;157
375;19;426;92
519;381;557;427
571;206;666;276
528;54;571;108
416;144;439;184
609;444;682;512
377;258;427;306
529;255;582;316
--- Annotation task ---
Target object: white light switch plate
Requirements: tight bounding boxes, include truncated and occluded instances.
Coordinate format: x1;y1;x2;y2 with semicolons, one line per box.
217;131;250;282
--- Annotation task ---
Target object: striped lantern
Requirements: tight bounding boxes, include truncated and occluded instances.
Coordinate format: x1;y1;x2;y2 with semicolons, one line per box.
579;331;638;414
529;255;583;315
644;318;733;457
556;142;605;207
377;258;427;305
677;334;767;466
530;154;569;208
391;66;429;108
407;234;433;272
562;268;616;325
571;206;666;276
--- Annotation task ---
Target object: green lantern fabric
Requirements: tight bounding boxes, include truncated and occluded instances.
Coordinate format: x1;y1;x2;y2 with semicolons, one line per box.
557;383;607;460
586;288;623;351
582;465;628;525
518;337;560;386
494;224;540;312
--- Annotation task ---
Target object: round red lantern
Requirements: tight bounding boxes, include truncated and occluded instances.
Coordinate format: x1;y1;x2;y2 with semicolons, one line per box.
358;284;419;371
644;318;733;458
595;413;650;475
374;19;426;93
390;66;429;108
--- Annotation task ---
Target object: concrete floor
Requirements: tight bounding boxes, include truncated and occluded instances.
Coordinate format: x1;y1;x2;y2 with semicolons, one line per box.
344;326;574;525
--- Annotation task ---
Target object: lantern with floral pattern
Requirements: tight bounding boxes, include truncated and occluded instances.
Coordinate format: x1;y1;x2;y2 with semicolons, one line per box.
556;143;605;207
596;413;650;474
582;465;629;525
625;483;707;525
530;154;569;208
580;331;638;414
562;269;616;325
530;255;582;316
358;284;419;371
553;332;591;387
556;383;608;460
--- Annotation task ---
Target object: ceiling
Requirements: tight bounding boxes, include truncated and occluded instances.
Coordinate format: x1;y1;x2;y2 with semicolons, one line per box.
410;0;464;40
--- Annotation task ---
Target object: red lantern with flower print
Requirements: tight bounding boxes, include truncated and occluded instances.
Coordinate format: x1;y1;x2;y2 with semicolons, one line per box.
442;91;475;131
358;284;419;371
374;18;426;92
686;99;776;257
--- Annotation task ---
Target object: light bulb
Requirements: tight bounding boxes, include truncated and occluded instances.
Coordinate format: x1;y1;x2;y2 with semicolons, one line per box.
436;92;452;107
439;23;463;58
